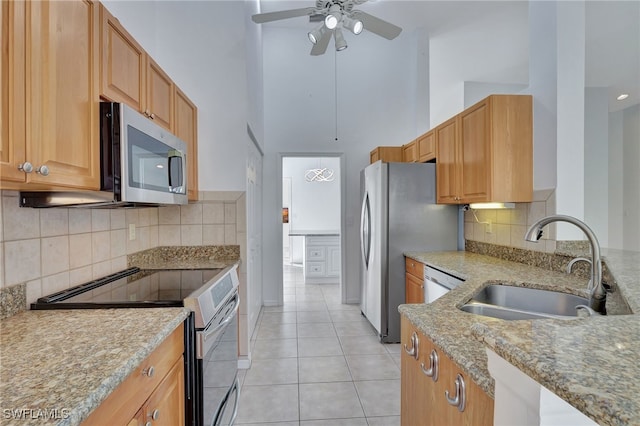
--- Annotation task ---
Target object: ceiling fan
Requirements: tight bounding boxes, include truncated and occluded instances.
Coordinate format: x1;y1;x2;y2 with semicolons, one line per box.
251;0;402;56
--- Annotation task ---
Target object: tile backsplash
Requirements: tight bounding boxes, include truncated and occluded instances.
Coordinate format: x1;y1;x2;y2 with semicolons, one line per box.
0;190;246;313
464;189;558;253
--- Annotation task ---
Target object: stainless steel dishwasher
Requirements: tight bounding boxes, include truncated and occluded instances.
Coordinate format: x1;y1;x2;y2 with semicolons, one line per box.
423;266;464;303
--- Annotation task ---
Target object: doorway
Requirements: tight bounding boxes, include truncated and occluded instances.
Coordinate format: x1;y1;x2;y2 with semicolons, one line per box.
281;155;344;298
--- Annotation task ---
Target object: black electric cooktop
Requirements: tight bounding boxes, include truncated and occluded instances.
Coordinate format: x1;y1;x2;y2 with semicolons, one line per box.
31;267;223;309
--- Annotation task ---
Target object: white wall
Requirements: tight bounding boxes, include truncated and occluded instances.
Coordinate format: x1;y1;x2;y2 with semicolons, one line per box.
584;88;609;247
622;105;640;251
608;111;624;249
555;1;586;240
283;157;341;232
429;5;528;126
261;26;425;305
464;82;528;109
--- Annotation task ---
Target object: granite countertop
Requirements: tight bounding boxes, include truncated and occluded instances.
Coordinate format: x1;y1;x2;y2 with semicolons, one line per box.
0;308;190;426
400;250;640;425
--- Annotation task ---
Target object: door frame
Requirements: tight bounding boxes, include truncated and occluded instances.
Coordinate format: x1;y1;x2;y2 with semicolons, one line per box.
277;152;347;304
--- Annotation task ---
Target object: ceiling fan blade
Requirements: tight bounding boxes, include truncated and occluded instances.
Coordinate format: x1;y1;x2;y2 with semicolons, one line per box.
252;7;316;24
310;30;332;56
352;10;402;40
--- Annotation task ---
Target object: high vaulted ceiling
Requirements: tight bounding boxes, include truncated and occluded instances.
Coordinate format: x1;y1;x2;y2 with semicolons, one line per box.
256;0;639;111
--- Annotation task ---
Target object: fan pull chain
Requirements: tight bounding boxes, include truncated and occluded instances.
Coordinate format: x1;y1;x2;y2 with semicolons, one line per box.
334;49;339;141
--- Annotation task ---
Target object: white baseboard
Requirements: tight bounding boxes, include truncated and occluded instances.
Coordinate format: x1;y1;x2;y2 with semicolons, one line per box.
238;356;252;369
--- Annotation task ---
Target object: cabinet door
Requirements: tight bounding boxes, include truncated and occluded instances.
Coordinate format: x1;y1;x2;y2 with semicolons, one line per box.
370;148;380;163
402;141;417;162
146;57;174;131
144;358;185;426
435;117;459;204
459;100;490;203
100;4;145;111
28;0;100;189
417;130;436;162
327;245;341;277
0;0;27;184
436;346;493;426
126;408;145;426
175;88;198;201
405;272;424;304
401;316;437;426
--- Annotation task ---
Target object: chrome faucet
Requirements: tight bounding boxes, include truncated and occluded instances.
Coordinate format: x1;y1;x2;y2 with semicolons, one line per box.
524;215;606;313
566;257;592;274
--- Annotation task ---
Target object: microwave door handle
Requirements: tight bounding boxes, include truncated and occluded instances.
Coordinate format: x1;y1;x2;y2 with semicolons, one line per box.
167;149;184;193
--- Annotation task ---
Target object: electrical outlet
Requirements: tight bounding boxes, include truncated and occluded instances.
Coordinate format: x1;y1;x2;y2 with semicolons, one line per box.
129;224;136;240
486;220;493;234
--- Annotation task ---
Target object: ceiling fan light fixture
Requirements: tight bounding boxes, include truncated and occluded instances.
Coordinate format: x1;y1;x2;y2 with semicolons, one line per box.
325;13;339;29
308;24;326;44
334;28;348;51
343;16;363;35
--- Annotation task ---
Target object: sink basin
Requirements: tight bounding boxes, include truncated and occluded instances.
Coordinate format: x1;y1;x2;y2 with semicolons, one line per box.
460;284;591;320
459;303;557;320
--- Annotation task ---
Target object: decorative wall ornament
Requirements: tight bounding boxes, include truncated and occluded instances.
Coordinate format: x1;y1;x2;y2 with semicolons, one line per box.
305;168;335;182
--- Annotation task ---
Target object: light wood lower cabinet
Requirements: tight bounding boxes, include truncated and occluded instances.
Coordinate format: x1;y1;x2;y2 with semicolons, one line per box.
401;315;494;426
83;324;185;426
405;257;424;304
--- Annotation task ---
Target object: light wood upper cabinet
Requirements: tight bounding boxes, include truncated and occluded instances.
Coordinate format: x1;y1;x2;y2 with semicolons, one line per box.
402;140;417;163
100;4;145;112
370;146;403;163
1;0;100;190
435;116;459;204
0;0;27;184
100;4;174;132
175;87;198;201
436;95;533;204
146;57;174;131
417;130;436;162
401;315;494;426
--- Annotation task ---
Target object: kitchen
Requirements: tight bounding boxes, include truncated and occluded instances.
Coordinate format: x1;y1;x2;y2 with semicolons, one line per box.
1;0;639;425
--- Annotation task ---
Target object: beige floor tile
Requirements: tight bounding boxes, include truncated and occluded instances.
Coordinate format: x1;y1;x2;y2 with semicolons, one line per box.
299;382;364;420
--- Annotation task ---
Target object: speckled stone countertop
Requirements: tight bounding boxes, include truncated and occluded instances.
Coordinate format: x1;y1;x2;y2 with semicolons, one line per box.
129;245;240;270
0;308;190;426
401;250;640;425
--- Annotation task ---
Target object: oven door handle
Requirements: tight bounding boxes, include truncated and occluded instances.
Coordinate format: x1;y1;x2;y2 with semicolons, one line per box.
202;292;240;343
213;377;240;426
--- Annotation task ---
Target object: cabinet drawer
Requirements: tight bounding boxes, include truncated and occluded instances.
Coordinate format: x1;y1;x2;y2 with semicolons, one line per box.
405;257;424;278
306;262;326;276
83;324;184;425
306;247;325;261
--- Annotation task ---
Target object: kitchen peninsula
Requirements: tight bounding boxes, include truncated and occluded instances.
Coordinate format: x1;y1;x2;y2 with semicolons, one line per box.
400;248;639;425
289;230;341;284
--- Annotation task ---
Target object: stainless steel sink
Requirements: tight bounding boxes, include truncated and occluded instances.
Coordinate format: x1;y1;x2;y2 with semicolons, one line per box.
460;284;591;320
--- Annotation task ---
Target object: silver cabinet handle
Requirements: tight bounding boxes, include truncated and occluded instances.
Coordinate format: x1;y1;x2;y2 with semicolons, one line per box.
403;331;419;360
142;366;155;377
420;349;439;382
145;422;151;426
150;112;155;119
36;165;50;176
445;373;466;412
18;162;34;173
148;409;160;421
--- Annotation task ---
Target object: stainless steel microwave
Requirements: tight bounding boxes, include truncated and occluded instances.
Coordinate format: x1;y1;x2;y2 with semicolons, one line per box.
20;102;188;208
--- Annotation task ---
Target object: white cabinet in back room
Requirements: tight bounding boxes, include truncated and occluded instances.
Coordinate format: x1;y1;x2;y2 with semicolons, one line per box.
303;235;340;284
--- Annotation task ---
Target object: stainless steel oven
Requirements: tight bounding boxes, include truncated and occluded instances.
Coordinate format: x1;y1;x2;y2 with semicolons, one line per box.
32;264;241;426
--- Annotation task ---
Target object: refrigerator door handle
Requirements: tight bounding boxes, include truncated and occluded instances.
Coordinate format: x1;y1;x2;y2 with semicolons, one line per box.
361;192;371;269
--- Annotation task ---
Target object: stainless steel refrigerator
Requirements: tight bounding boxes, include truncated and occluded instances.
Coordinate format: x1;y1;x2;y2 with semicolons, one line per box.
360;161;458;342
